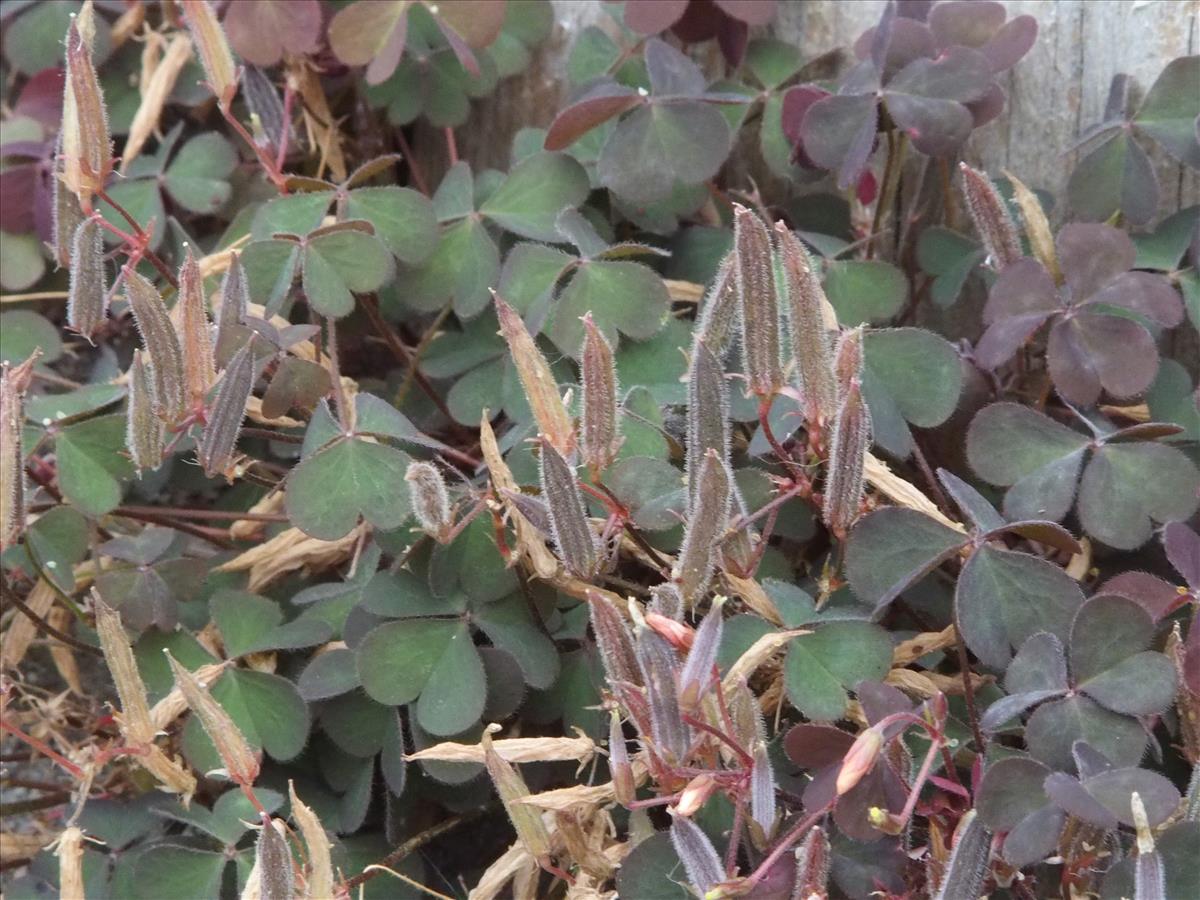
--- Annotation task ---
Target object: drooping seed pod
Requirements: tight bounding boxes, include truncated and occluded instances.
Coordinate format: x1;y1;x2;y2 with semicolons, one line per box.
727;675;767;753
676;773;717;817
495;292;575;457
1131;792;1165;900
670;813;725;899
482;724;552;859
673;449;732;605
180;0;238;109
836;726;883;795
648;583;684;621
215;252;249;361
93;596;155;744
750;740;777;837
0;353;37;553
1003;168;1061;284
960;163;1021;270
539;441;599;578
579;313;622;478
609;710;635;807
637;626;688;763
678;596;726;710
66;218;107;340
176;249;216;406
832;326;864;401
792;826;830;900
685;339;730;510
198;337;254;478
126;351;164;475
933;809;992;900
406;461;453;542
126;270;185;423
289;782;333;900
252;815;293;900
588;590;642;689
822;380;871;538
60;7;112;208
776;222;837;426
694;251;740;360
165;649;260;785
734;205;783;398
51;139;85;269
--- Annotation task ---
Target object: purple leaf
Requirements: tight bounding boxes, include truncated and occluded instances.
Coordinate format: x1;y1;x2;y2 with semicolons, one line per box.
223;0;322;67
980;15;1038;73
990;520;1082;556
1048;313;1158;406
802;93;879;189
855;17;936;78
1099;570;1188;621
1164;521;1200;589
1057;223;1136;302
1002;806;1065;868
1044;772;1119;829
976;756;1052;833
928;1;1006;52
544;82;644;151
783;723;854;769
1005;632;1069;694
1083;271;1183;327
644;37;707;97
781;85;831;167
967;82;1007;127
624;0;689;34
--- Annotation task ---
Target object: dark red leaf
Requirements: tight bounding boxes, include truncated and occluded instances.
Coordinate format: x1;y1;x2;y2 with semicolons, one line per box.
928;1;1006;51
981;15;1038;73
0;164;39;233
1083;271;1183;328
625;0;689;34
783;723;853;769
1105;422;1185;443
644;37;706;97
857;169;879;205
801;92;879;189
713;0;777;26
14;68;65;129
855;18;936;77
1164;521;1200;589
780;84;830;165
967;82;1006;127
715;14;749;67
224;0;323;67
1057;223;1135;302
544;83;644;151
1047;314;1158;406
1099;571;1189;621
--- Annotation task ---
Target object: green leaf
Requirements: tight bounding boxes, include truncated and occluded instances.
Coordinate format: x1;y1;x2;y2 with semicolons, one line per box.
1;310;63;364
322;690;392;757
430;515;518;604
1133;55;1200;167
210;589;331;658
399;217;499;318
550;260;670;355
1067;130;1158;226
862;328;963;458
25;384;125;423
1025;694;1147;771
303;229;395;318
824;260;908;325
567;26;622;85
22;506;89;593
480;151;590;240
163;133;237;214
100;178;166;250
845;508;966;609
606;456;686;530
956;544;1085;669
1146;359;1200;441
1133;206;1199;271
915;227;984;307
55;414;132;515
132;845;226;900
784;622;893;721
345;186;439;264
473;593;560;689
286;437;412;540
0;231;46;292
5;1;111;74
253;192;333;239
362;569;466;618
298;647;360;700
182;669;310;770
1078;441;1199;550
497;242;575;314
746;38;804;89
240;239;301;310
615;831;692;899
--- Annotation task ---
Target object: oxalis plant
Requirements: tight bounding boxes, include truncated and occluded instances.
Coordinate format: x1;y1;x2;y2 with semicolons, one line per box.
0;0;1198;898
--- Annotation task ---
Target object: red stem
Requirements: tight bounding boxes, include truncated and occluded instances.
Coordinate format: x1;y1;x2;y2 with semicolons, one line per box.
0;718;85;779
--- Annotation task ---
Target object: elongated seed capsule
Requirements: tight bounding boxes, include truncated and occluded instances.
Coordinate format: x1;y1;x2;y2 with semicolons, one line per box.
727;675;767;752
694;251;740;359
539;441;599;578
406;461;452;542
67;218;107;340
837;726;883;796
832;326;864;399
933;810;992;900
500;488;552;536
253;816;293;900
1131;792;1165;900
609;710;635;807
960;163;1021;270
1003;168;1061;284
126;351;164;474
180;0;238;109
289;783;333;900
750;740;777;837
637;626;688;763
176;249;216;406
0;354;37;552
580;313;622;478
482;724;552;858
823;380;871;538
670;813;724;898
198;337;254;478
673;449;731;605
215;252;249;361
51;139;85;268
685;339;730;510
648;583;684;621
495;292;575;457
93;597;155;743
126;270;185;423
735;205;783;397
792;826;830;900
61;11;112;207
775;222;837;426
678;595;726;710
588;590;642;689
165;649;259;785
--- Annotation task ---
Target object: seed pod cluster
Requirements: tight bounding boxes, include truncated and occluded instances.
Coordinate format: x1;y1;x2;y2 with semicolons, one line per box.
540;442;599;578
126;351;164;474
678;596;725;710
608;710;635;807
181;0;238;109
749;740;777;837
496;293;575;457
685;340;730;510
51;141;85;269
673;449;732;605
60;6;112;208
406;461;453;542
579;313;622;478
776;222;837;427
216;253;249;361
198;337;255;478
793;826;831;900
66;218;107;340
960;163;1022;270
933;809;992;900
177;249;216;406
694;251;740;359
734;205;783;398
588;591;642;690
636;627;688;763
165;649;260;785
823;328;871;538
126;270;186;423
252;816;294;900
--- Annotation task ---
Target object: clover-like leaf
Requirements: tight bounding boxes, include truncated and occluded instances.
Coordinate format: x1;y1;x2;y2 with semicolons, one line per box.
55;414;132;516
302;224;396;318
222;0;322;67
162;132;237;214
210;590;331;659
478;151;590;241
783;622;893;721
861;328;963;458
844;507;967;610
916;226;986;308
1024;694;1148;772
550;259;671;356
1132;54;1200;168
343;185;439;264
286;437;412;540
824;260;908;325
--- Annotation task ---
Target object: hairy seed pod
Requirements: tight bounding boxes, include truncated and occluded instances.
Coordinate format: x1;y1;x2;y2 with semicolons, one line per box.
1133;791;1165;900
727;675;767;752
495;292;575;457
0;353;36;552
673;449;732;605
837;726;883;795
792;827;830;900
609;710;635;807
253;816;293;900
216;252;249;361
198;337;254;478
580;313;622;477
670;813;724;898
750;741;777;837
165;649;260;785
406;461;452;542
501;488;552;536
51;140;85;268
960;163;1021;270
832;326;864;400
93;596;155;744
678;596;726;710
289;782;333;900
61;10;112;207
735;205;783;397
776;222;837;426
649;583;684;621
823;380;871;538
180;0;238;108
695;251;740;359
126;351;164;474
933;810;992;900
126;270;185;422
177;249;216;405
1003;168;1061;284
482;724;552;858
588;590;642;689
539;441;599;578
637;627;688;763
67;218;107;340
685;339;730;511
